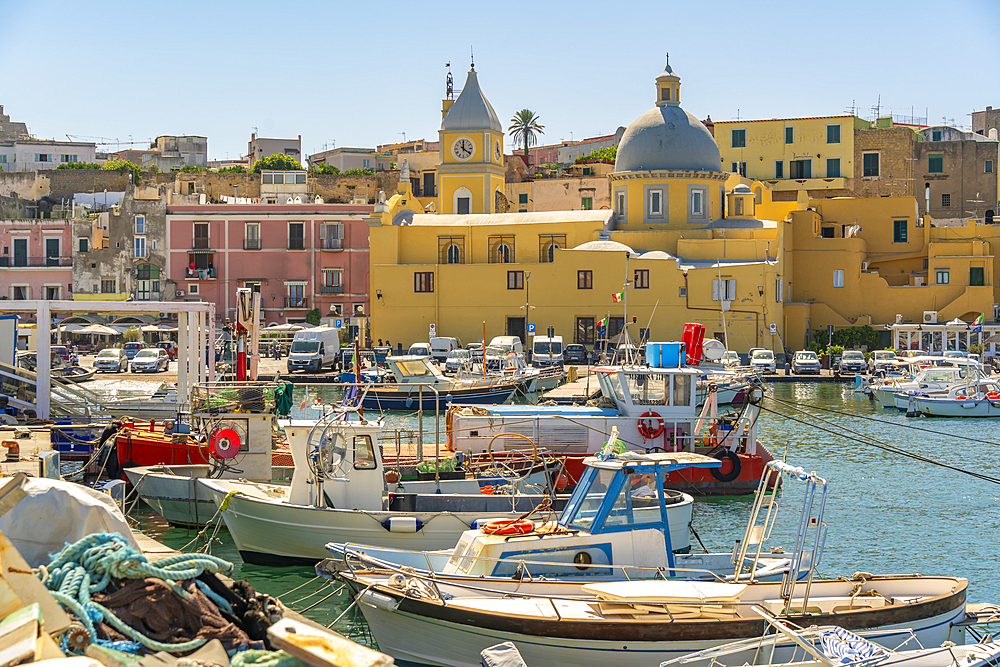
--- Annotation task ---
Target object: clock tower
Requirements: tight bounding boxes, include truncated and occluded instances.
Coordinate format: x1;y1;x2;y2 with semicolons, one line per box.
437;66;506;215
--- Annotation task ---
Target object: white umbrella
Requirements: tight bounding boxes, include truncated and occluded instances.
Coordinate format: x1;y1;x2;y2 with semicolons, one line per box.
75;324;117;336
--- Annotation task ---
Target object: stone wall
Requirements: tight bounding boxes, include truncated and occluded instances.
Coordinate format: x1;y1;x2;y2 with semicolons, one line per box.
851;127;915;198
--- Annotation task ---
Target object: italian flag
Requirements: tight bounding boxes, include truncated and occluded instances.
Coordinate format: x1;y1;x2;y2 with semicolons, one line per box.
612;290;624;303
976;314;985;325
599;316;609;330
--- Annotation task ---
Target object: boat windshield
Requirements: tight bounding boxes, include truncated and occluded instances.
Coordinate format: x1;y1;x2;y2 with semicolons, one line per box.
485;344;509;357
291;341;319;354
623;372;668;405
563;468;664;531
393;360;433;377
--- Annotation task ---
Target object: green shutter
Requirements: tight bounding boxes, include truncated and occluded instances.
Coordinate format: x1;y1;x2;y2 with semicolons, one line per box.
928;154;943;173
971;267;985;286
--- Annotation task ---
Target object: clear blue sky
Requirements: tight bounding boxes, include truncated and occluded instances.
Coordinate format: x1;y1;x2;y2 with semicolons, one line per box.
3;0;996;161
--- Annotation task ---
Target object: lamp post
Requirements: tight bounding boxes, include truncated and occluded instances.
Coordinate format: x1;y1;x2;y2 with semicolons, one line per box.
520;271;534;344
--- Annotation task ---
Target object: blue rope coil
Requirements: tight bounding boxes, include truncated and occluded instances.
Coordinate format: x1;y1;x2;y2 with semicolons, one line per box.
41;533;235;655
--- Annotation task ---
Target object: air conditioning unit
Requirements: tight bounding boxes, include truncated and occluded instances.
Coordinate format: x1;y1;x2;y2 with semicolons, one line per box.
923;311;938;324
176;289;185;297
158;312;167;319
861;261;868;271
895;314;902;324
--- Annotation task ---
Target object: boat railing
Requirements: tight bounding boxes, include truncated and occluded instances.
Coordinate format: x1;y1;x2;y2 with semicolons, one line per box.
191;381;281;415
0;361;104;417
335;543;763;586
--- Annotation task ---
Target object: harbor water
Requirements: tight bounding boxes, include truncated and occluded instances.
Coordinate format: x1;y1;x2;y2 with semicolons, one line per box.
128;380;1000;645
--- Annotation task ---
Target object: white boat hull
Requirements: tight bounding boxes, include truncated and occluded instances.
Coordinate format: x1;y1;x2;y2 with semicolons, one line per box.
909;396;1000;417
355;589;966;667
200;479;693;564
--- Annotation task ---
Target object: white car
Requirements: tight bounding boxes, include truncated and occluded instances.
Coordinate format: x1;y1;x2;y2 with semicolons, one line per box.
791;350;821;375
722;351;741;367
869;349;898;375
750;349;776;374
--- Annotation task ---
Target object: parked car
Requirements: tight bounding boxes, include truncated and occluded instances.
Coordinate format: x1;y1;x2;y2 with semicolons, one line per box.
838;350;867;374
131;348;170;373
94;348;128;373
122;342;144;359
750;349;776;373
791;350;821;375
899;349;928;358
593;340;617;363
407;342;432;358
444;349;471;373
51;345;71;362
869;349;899;375
563;343;589;365
722;350;741;367
156;340;178;360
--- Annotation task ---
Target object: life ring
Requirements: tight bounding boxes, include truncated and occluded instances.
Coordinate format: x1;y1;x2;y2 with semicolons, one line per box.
481;519;535;535
747;386;765;405
711;450;742;482
210;428;241;460
988;392;1000;400
637;411;665;439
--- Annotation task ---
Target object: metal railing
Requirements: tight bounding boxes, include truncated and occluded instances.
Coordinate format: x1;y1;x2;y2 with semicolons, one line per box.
243;238;261;250
287;241;305;250
318;285;344;294
1;256;73;267
284;297;308;308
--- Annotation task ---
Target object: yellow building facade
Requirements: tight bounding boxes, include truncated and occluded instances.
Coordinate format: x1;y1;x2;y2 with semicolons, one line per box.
369;61;785;352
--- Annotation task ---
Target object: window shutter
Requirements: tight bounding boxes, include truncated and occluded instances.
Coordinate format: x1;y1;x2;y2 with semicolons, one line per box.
712;279;720;301
726;280;736;300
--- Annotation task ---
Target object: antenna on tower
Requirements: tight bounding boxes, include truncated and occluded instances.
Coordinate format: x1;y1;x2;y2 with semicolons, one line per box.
470;46;474;69
445;62;454;100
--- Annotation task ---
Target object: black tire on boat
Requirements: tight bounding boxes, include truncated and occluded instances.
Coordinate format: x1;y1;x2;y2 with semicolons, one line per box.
711;449;742;482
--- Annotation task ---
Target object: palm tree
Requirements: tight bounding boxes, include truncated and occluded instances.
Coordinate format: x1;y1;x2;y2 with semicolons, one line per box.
508;109;544;160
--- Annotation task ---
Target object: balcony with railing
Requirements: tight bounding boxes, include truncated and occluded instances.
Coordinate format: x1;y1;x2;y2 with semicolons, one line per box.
287;239;305;250
185;268;216;280
284;296;308;308
320;238;343;251
0;256;73;267
244;238;261;250
318;284;345;295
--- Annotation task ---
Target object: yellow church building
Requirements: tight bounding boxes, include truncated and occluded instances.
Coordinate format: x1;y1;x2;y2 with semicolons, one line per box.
368;61;788;352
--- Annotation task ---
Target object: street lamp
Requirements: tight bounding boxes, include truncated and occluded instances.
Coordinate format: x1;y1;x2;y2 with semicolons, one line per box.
519;272;534;339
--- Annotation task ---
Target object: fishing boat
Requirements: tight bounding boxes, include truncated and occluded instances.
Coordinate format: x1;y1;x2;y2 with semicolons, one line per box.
447;348;775;494
658;608;1000;667
200;410;698;564
53;365;96;384
322;455;809;586
870;357;985;409
906;379;1000;417
102;383;179;419
361;355;519;411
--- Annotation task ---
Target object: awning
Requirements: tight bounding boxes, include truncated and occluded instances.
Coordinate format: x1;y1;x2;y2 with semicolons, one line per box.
283;281;308;286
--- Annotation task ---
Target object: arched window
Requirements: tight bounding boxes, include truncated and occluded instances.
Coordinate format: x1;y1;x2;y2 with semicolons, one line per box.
496;244;511;264
547;243;559;262
446;244;462;264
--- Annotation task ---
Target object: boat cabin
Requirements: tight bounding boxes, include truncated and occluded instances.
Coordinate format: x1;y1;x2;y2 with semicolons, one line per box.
441;452;720;578
385;355;451;386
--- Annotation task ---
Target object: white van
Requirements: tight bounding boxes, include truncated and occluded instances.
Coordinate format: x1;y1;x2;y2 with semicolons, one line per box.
287;327;339;373
430;337;461;362
531;335;563;368
485;335;524;371
407;342;431;358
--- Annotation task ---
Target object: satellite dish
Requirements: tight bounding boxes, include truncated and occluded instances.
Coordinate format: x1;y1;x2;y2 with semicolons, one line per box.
702;338;726;361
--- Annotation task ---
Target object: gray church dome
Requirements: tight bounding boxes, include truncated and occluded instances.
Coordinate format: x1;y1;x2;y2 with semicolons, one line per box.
614;105;721;173
441;69;502;132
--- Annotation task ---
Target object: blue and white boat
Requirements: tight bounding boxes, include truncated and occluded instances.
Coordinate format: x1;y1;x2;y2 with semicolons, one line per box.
361;355;518;411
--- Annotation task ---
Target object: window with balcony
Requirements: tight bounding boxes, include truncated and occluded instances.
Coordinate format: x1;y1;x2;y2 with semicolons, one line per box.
244;222;260;250
539;234;566;263
285;284;306;308
790;159;812;179
288;222;304;250
414;272;434;293
321;269;344;294
134;236;146;258
826;158;841;178
12;286;27;300
320;222;343;250
578;270;593;290
488;235;514;263
634;269;649;289
45;238;60;266
438;236;465;264
507;270;524;289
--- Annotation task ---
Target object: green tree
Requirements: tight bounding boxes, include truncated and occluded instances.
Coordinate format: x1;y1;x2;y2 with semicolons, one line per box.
305;308;321;326
122;326;142;343
217;165;246;173
101;158;143;184
179;165;207;172
508;109;544;158
343;167;374;176
310;164;341;175
252;154;304;172
57;162;103;170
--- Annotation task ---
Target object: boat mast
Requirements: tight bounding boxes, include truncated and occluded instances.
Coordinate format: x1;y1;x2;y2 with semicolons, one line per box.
717;261;729;351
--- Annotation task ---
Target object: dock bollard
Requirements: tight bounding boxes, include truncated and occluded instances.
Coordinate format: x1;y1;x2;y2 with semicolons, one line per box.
784;363;791;376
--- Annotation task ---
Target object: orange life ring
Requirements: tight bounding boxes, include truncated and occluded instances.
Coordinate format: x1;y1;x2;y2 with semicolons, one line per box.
638;411;665;439
481;518;535;535
210;428;241;460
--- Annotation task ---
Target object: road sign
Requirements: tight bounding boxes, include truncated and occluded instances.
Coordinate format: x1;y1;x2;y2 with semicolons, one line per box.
527;324;536;335
769;323;777;334
429;323;436;332
335;318;343;329
827;324;834;337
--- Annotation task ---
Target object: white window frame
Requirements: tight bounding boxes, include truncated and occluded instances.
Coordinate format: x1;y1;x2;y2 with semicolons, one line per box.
446;243;462;264
691;189;703;216
453;186;473;215
319;222;343;249
496;243;512;264
833;270;845;288
134;236;146;258
712;279;736;301
188;283;199;295
134;215;145;235
616;191;626;218
648;189;663;216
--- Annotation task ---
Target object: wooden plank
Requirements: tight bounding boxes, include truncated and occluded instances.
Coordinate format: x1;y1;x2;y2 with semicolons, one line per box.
540;378;602;404
268;617;394;667
0;531;70;635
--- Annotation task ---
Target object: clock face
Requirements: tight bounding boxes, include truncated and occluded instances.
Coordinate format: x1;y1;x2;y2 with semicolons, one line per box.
452;136;475;161
494;139;502;161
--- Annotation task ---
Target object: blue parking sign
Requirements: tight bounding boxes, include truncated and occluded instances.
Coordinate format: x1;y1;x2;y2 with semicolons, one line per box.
335;318;343;328
527;324;536;335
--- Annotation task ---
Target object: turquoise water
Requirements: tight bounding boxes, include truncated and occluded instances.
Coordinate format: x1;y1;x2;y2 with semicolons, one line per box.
131;380;1000;645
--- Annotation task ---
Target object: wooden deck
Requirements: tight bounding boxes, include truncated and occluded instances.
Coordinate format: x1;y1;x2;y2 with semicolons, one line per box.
131;528;181;562
540;376;602;404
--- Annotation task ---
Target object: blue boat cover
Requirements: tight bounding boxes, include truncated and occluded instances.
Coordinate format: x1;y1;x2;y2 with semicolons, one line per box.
820;627;888;666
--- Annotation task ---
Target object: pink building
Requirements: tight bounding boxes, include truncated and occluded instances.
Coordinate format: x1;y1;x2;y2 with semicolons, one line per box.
0;218;73;301
164;203;374;324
